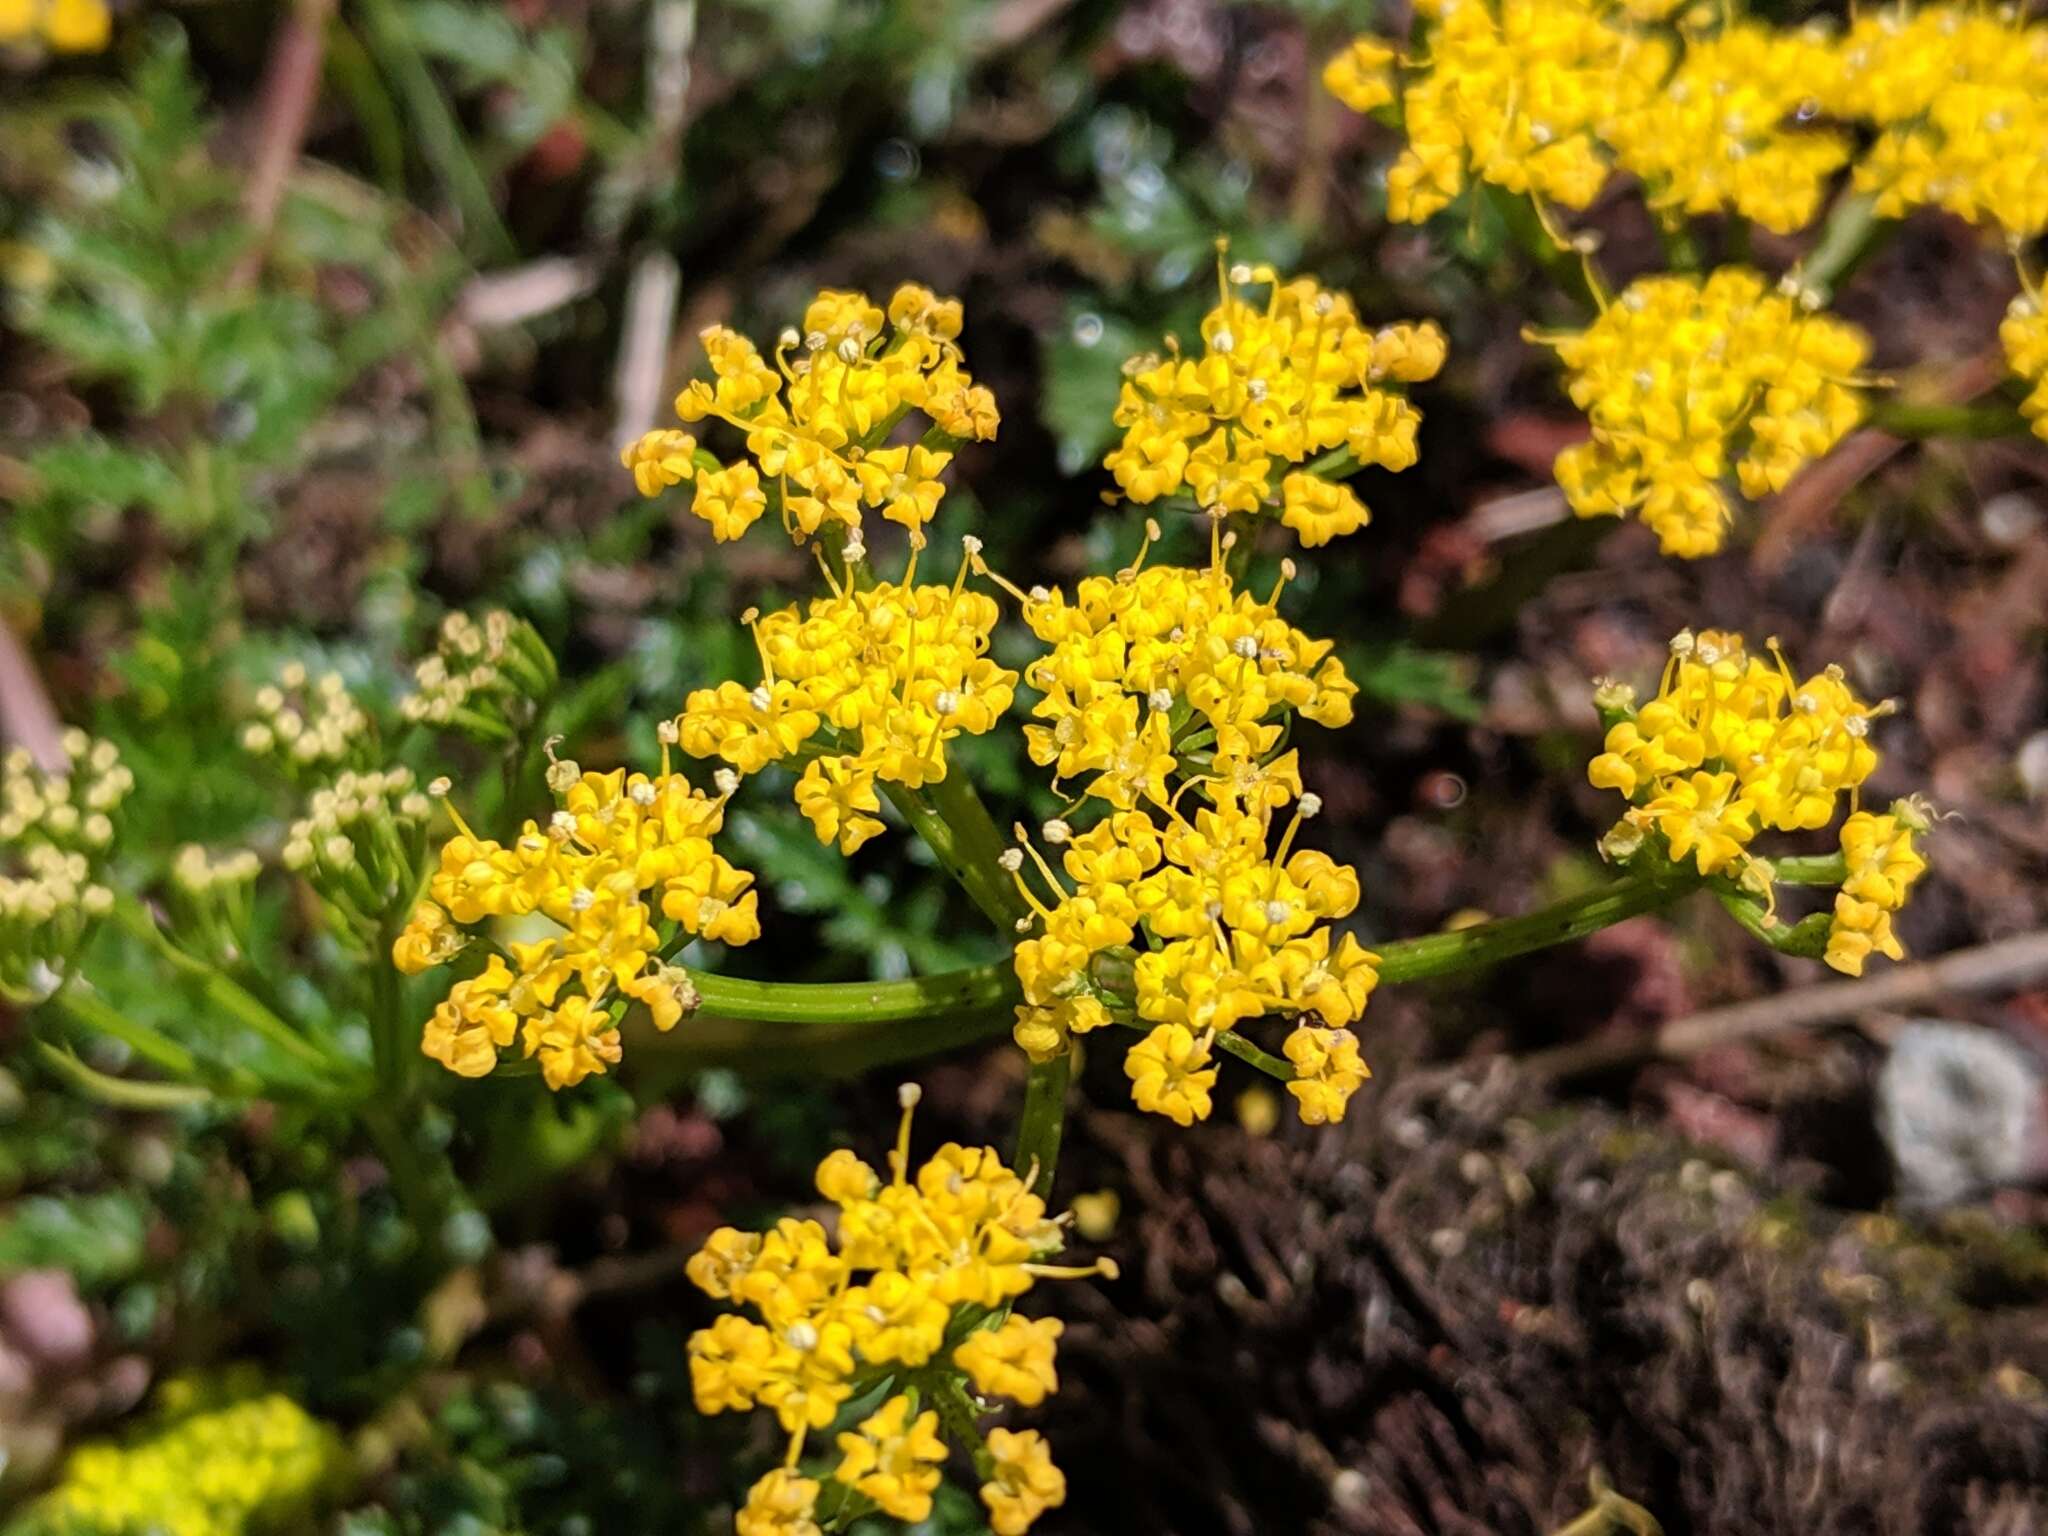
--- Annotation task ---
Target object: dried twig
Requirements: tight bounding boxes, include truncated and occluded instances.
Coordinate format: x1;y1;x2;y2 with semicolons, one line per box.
1522;929;2048;1080
229;0;338;290
0;620;63;771
1751;347;2006;574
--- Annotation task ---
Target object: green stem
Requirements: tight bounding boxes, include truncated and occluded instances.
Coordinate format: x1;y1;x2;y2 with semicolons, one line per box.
629;960;1020;1078
372;919;413;1097
47;984;203;1081
113;902;345;1077
34;1042;216;1109
881;775;1029;932
924;1371;994;1481
1773;852;1846;887
1374;870;1695;983
1801;191;1882;299
1013;1050;1071;1198
1209;1027;1295;1083
1867;398;2031;440
1712;888;1833;958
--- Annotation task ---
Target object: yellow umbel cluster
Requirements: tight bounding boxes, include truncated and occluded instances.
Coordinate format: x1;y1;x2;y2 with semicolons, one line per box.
1;731;127;1002
621;284;997;549
2002;291;2048;442
1589;629;1929;974
689;1087;1102;1536
1537;269;1869;557
1603;22;1850;236
1330;0;2048;240
0;0;109;53
396;747;756;1089
988;533;1377;1127
1834;5;2048;242
1103;253;1442;546
1337;0;1671;224
32;1380;342;1536
678;541;1017;851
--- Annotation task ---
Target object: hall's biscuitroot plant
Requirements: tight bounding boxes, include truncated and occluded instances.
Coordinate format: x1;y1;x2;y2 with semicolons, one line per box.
364;272;1931;1528
17;267;1937;1531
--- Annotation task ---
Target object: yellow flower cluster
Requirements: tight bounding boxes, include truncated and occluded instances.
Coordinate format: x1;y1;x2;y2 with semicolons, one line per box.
1834;5;2048;242
678;542;1016;851
0;0;110;53
1603;23;1850;236
396;746;755;1089
398;609;558;742
32;1382;341;1536
1537;269;1869;557
1;732;127;1001
1589;629;1929;974
1827;801;1929;975
690;1088;1097;1535
1332;2;2047;240
1353;0;1672;224
622;284;997;549
1104;255;1443;546
991;538;1377;1127
2002;292;2048;442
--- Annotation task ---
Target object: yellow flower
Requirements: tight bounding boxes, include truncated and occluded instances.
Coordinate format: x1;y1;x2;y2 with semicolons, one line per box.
1322;36;1396;113
980;1428;1066;1536
2002;294;2048;442
1103;253;1438;543
2;0;111;51
1826;803;1929;975
1331;0;1670;224
635;283;996;546
621;428;699;497
35;1383;341;1536
833;1394;947;1522
735;1470;822;1536
794;755;886;854
1282;1022;1370;1125
1589;632;1928;966
953;1314;1063;1406
680;545;1017;843
693;461;769;542
683;1092;1106;1511
1833;6;2048;241
1125;1022;1219;1126
407;759;758;1087
1604;23;1849;234
1538;269;1869;557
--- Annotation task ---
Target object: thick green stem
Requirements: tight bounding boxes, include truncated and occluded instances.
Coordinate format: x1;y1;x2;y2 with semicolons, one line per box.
1013;1050;1072;1197
882;772;1030;933
1374;870;1695;984
1867;399;2031;440
629;960;1019;1078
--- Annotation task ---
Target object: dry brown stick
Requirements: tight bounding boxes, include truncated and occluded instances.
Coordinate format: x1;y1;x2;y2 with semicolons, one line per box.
0;619;64;771
1750;347;2006;575
229;0;338;291
1522;929;2048;1081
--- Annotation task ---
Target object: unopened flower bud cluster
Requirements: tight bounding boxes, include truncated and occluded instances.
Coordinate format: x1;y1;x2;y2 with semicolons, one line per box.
399;609;558;741
1;731;128;999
